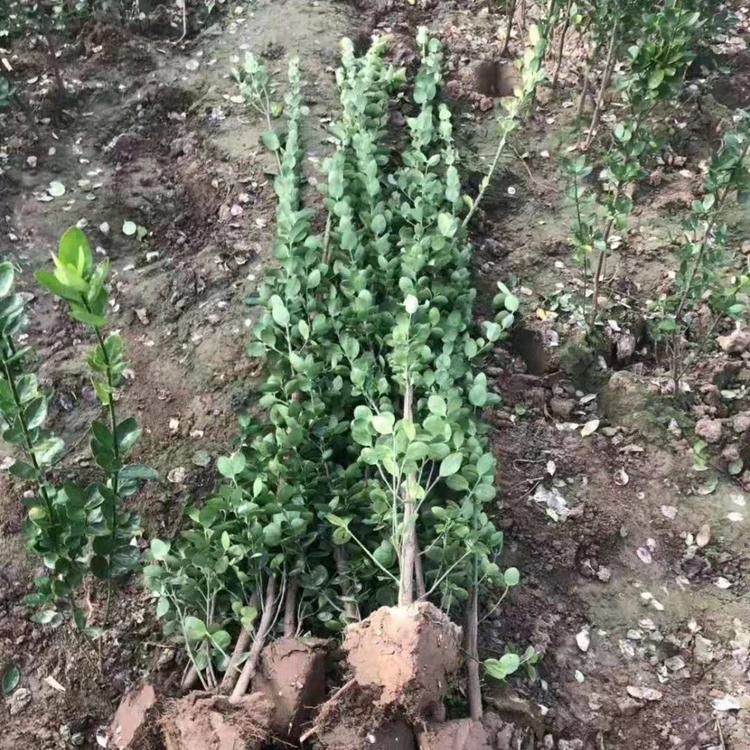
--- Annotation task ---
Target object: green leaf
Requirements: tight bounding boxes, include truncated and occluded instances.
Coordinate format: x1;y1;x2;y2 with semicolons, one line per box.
437;212;458;238
271;302;290;327
325;514;349;529
91;555;109;579
372;412;395;435
217;452;246;478
150;539;170;561
446;474;469;491
371;214;387;235
263;522;282;546
477;453;494;476
33;437;64;467
211;630;231;651
439;452;463;477
0;262;14;297
648;68;665;90
70;307;107;328
428;395;447;416
184;616;208;641
504;567;520;587
116;418;142;453
484;322;503;342
261;131;281;151
307;269;321;288
156;598;170;619
247;340;265;357
119;464;158;482
238;606;257;630
2;664;20;696
59;228;93;277
484;652;521;681
9;461;36;480
24;396;47;430
469;374;488;407
373;539;396;568
504;293;519;313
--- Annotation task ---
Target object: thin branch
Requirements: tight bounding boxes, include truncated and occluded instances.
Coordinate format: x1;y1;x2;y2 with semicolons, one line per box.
230;574;278;701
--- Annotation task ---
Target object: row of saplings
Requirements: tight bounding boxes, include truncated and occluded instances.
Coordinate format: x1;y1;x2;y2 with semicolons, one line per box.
2;30;543;750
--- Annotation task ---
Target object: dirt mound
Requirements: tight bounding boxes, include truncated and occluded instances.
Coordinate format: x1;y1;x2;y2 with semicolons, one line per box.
161;691;273;750
109;682;162;750
310;602;462;749
313;681;394;749
253;636;328;742
344;602;462;718
417;719;493;750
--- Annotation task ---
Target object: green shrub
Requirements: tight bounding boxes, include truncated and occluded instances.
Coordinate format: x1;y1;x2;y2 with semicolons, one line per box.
0;230;154;633
147;25;555;705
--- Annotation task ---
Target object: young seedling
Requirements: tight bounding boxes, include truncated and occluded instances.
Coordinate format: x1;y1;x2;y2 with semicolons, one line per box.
654;117;750;394
464;10;556;228
233;52;284;171
37;228;154;624
564;1;705;328
0;261;84;625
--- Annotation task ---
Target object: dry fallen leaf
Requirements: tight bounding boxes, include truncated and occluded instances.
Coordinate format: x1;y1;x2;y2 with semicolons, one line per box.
636;547;653;564
576;628;590;653
614;468;629;486
167;466;187;484
627;686;662;702
580;419;600;437
696;524;711;548
712;696;740;712
44;675;66;692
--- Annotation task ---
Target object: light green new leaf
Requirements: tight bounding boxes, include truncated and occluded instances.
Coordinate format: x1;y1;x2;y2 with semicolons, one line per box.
150;538;170;561
0;262;14;297
439;452;462;477
184;616;208;641
372;412;395;435
437;212;458;238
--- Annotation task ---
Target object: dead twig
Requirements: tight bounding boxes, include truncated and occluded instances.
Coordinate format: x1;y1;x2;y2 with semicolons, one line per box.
298;679;357;744
716;719;726;750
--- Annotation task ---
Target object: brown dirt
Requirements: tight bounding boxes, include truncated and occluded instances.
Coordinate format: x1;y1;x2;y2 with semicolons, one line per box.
161;691;273;750
344;602;463;718
312;680;395;750
417;718;494;750
2;1;750;749
110;682;162;750
253;637;329;742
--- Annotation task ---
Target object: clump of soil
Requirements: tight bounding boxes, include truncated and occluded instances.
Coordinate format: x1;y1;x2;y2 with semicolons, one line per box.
312;602;463;749
253;637;329;742
161;691;273;750
343;602;462;718
110;682;162;750
418;718;493;750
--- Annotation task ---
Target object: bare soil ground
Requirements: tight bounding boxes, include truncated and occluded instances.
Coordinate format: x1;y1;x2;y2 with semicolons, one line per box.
1;1;750;748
